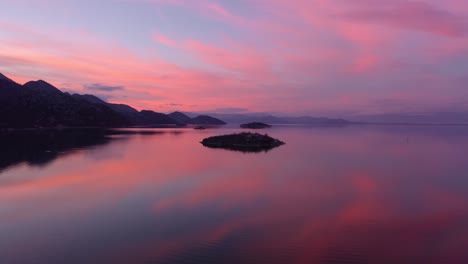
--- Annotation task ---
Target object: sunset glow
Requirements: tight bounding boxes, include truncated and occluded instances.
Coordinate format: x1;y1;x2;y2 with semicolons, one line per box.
1;0;468;115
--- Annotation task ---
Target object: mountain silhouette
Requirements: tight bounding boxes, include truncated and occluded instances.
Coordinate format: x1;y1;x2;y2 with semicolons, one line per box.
169;111;226;125
169;111;194;124
0;77;127;128
185;113;350;125
0;72;16;83
0;73;226;128
191;115;226;125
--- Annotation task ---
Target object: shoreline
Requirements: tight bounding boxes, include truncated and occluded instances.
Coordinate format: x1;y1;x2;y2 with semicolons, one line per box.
1;122;468;133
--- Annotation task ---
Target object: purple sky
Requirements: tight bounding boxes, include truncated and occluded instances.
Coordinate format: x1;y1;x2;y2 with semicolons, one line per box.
0;0;467;116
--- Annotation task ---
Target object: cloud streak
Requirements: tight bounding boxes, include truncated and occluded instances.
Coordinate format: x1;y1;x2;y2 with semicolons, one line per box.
0;0;468;115
340;1;468;37
85;84;125;92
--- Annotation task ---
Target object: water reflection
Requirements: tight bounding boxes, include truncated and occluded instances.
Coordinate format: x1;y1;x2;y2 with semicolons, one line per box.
0;125;467;264
0;129;112;172
0;129;174;173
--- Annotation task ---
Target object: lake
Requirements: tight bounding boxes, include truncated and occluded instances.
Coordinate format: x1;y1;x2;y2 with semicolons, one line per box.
1;125;467;264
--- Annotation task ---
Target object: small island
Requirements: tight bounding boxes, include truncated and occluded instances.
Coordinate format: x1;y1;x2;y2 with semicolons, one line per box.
240;122;272;129
201;132;285;152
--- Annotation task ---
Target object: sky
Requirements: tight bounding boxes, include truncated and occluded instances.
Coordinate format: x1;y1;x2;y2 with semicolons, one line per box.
0;0;468;116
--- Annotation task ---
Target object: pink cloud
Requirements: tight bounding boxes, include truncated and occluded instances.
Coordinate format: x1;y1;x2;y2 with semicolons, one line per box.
340;1;468;37
2;0;468;115
349;54;379;72
152;34;180;48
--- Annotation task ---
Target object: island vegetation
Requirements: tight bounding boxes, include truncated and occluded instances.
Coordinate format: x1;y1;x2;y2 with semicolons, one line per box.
201;132;285;152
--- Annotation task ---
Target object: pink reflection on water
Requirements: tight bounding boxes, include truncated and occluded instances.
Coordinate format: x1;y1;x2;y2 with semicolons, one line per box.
0;126;467;263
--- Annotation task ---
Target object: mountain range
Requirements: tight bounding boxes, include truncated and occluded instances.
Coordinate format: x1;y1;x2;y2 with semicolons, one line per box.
185;112;468;125
349;113;468;125
8;72;461;128
0;73;225;128
182;113;350;125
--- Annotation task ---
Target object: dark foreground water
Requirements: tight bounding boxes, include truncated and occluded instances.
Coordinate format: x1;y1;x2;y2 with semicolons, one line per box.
1;125;467;264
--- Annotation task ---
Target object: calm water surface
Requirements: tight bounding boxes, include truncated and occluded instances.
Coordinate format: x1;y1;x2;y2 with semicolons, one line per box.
1;125;467;264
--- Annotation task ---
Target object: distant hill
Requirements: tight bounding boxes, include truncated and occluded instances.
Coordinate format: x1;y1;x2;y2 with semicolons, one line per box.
191;115;226;125
351;113;468;125
200;114;285;124
137;110;178;125
0;73;225;128
169;111;193;124
281;116;349;125
187;113;350;125
169;112;226;125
